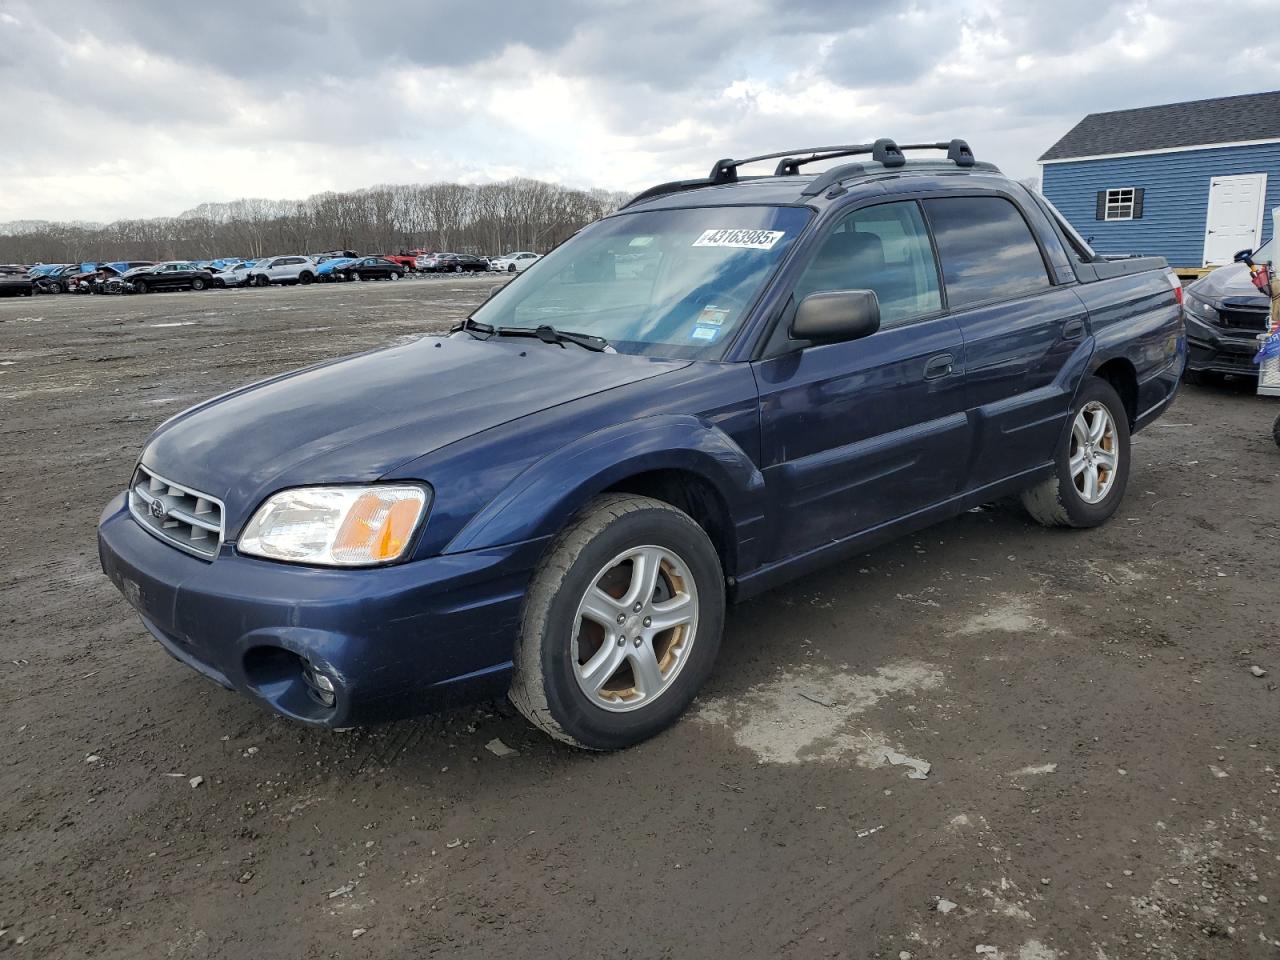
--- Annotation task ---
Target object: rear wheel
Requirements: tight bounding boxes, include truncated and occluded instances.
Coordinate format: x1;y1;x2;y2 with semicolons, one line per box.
509;494;724;750
1021;377;1131;528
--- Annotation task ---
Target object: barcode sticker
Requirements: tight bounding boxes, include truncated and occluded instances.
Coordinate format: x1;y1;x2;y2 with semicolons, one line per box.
692;229;785;250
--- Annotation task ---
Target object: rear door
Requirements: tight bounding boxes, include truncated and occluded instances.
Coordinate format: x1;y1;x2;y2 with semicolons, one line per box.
922;194;1089;489
752;199;971;560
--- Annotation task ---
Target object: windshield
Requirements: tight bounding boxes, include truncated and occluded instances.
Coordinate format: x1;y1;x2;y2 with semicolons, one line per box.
471;205;811;359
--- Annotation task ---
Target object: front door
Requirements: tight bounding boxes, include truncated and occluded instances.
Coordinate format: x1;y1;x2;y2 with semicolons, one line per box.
1204;173;1266;266
753;199;971;561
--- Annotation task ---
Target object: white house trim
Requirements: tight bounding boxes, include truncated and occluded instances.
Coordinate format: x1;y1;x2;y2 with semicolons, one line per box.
1041;137;1280;165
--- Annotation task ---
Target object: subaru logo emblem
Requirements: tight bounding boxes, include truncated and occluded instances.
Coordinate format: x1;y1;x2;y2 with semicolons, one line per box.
150;499;166;520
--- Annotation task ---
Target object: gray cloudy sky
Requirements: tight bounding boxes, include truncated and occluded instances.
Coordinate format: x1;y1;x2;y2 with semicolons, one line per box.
2;0;1278;223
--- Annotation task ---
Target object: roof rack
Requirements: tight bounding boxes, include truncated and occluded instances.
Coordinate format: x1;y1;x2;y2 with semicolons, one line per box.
622;139;982;209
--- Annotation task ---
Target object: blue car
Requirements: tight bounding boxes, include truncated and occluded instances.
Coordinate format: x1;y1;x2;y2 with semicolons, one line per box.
315;256;357;281
98;138;1185;749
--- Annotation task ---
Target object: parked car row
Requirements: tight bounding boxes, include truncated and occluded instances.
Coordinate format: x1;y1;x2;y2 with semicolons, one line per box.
4;249;543;297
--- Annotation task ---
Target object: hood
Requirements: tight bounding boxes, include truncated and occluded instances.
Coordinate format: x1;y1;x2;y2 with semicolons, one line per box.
1188;261;1269;305
143;334;689;530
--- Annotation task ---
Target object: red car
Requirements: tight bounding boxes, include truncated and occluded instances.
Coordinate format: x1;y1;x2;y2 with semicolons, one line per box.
379;254;418;273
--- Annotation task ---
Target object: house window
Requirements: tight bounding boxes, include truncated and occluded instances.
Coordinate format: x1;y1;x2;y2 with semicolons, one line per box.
1104;188;1136;220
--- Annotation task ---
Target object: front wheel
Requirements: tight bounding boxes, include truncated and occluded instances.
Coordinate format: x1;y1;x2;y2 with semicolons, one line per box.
254;274;269;288
349;271;361;282
190;277;206;291
1021;377;1131;528
509;494;724;750
507;263;517;273
389;271;400;281
133;281;149;294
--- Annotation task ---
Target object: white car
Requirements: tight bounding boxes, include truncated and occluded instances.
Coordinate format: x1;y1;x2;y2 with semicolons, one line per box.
415;254;440;272
213;260;258;288
247;255;319;287
492;251;540;273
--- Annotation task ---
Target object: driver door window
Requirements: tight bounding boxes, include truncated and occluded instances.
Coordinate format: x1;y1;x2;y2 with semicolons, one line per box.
794;201;942;329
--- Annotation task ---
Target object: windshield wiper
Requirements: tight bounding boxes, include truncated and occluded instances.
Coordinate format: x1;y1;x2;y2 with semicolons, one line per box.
451;316;495;339
494;324;610;352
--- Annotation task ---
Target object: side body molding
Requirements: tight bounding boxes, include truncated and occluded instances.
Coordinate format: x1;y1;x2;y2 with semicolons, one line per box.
444;415;767;572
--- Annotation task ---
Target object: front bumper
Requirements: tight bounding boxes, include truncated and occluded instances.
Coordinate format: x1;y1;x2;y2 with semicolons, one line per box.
98;493;546;727
1185;314;1262;376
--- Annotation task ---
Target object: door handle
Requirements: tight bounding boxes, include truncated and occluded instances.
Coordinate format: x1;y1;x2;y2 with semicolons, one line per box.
1063;318;1086;340
923;353;954;380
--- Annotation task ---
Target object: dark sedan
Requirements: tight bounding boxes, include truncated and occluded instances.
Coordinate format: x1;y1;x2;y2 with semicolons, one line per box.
434;253;489;273
1183;240;1273;381
343;257;405;282
127;262;214;294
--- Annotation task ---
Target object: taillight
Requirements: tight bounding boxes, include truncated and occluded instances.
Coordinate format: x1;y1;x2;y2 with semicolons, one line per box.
1165;270;1183;305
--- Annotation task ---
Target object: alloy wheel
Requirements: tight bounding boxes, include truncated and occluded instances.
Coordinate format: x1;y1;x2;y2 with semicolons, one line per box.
1070;401;1119;504
571;545;699;713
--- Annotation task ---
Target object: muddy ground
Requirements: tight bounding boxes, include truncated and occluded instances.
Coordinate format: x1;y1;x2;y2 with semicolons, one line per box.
1;279;1279;960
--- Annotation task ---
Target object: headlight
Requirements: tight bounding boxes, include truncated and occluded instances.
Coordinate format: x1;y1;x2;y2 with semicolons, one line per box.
238;484;430;566
1184;293;1220;324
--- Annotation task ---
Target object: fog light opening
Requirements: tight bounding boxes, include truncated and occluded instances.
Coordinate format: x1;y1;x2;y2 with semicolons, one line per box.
302;663;337;708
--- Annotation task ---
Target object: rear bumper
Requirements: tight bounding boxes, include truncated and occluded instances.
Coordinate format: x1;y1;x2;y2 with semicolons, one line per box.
1186;315;1262;376
98;494;546;727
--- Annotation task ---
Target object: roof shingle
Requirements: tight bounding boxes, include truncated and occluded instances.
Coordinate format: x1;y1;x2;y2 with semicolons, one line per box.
1039;90;1280;162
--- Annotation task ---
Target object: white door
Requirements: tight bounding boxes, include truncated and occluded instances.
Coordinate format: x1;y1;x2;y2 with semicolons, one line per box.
1203;173;1266;266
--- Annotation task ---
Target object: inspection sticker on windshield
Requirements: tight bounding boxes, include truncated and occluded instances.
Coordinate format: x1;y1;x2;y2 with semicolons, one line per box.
692;228;785;250
690;325;720;341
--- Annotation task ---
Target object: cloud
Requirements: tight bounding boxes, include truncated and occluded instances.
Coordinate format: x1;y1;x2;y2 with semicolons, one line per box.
2;0;1280;221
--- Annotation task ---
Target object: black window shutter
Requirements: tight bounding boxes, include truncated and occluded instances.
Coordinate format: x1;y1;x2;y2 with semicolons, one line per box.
1132;188;1145;219
1095;191;1107;220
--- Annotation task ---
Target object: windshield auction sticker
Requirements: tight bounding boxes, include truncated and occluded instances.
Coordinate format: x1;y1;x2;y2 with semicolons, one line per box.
692;229;785;250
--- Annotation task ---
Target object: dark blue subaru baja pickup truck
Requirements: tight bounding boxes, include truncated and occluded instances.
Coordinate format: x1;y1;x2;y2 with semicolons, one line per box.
99;139;1185;749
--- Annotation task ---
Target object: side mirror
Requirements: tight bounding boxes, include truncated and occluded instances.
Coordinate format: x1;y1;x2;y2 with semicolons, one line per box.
1233;248;1254;264
792;289;881;343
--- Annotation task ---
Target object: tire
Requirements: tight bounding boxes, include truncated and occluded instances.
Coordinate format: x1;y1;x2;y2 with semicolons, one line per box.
299;271;313;285
50;280;64;294
213;278;225;288
1273;413;1280;450
191;277;206;291
254;274;269;288
350;271;361;282
389;271;400;281
509;494;725;750
133;281;149;294
508;264;517;273
1020;377;1131;528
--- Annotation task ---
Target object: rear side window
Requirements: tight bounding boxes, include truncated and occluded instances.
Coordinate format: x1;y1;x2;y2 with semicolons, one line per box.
794;200;942;328
923;197;1050;308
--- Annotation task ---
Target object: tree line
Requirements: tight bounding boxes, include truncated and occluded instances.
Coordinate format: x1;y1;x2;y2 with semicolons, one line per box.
0;178;633;265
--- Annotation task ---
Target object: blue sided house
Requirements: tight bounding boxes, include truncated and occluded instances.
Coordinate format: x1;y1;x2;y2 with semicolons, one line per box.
1040;91;1280;268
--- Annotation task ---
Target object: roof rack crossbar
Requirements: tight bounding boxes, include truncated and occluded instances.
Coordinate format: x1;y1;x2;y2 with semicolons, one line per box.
624;138;980;208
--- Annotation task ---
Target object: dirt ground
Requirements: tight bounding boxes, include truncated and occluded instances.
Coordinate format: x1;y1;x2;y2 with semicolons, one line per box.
2;278;1279;960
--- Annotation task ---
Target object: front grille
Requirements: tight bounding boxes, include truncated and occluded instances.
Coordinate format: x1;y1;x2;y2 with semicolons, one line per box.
1218;306;1269;333
128;464;224;559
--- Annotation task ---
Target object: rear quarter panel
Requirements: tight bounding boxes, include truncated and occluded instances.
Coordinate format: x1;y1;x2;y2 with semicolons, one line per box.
1073;270;1184;427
